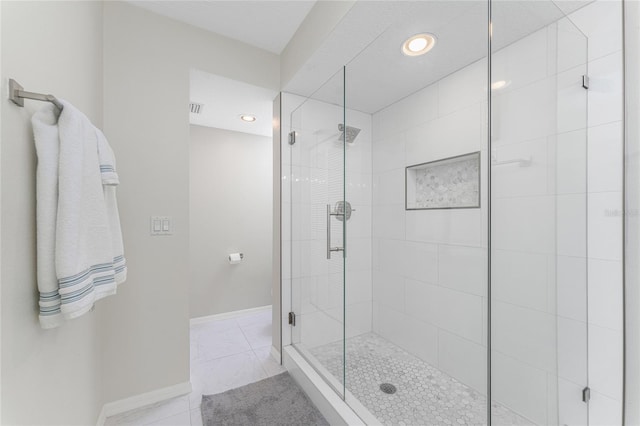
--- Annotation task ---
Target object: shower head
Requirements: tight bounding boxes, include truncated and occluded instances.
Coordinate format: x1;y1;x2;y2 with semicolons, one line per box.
338;123;361;144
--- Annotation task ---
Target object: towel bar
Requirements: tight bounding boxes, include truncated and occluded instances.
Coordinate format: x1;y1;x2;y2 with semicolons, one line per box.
8;78;63;110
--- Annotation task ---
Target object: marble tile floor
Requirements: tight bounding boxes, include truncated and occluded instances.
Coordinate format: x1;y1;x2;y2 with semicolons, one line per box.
310;333;534;426
105;308;284;426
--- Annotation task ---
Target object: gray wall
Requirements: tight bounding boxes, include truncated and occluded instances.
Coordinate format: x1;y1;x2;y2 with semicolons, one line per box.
189;125;272;318
1;2;104;424
101;1;279;405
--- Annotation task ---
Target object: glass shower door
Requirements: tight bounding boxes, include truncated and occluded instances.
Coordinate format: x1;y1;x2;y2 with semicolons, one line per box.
490;2;589;424
289;68;347;397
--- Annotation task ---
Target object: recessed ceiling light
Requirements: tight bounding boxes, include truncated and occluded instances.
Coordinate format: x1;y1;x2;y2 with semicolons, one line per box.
402;33;436;57
240;114;256;122
491;80;510;90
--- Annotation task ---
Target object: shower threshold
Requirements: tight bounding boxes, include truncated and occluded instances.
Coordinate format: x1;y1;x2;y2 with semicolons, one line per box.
306;333;534;426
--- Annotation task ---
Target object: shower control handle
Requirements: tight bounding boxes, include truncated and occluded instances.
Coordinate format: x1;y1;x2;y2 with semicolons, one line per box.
327;204;345;259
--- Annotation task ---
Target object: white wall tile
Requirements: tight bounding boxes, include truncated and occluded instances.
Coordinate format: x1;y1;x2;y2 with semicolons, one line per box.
374;168;405;205
589;390;623;426
372;270;404;312
491;78;555;146
401;83;439;128
570;0;623;61
376;304;438;366
346;143;372;175
301;99;343;139
492;28;548;93
588;191;623;261
588;121;623;193
546;372;559;426
438;245;486;297
492;351;548;425
376;238;406;276
438;330;487;394
588;51;623;128
556;64;588;134
405;104;483;166
345;302;372;338
588;325;623;401
492;250;548;312
300;310;343;349
309;240;328;277
373;84;438;141
492;196;555;253
346;237;372;272
556;255;587;322
546;254;558;315
403;318;439;367
555;129;587;195
345;172;371;205
299;276;318;315
493;301;557;374
346;269;372;305
406;281;483;344
438;58;486;116
557;193;587;257
493;137;549;198
404;279;439;326
555;18;588;73
346;204;371;239
557;378;588;426
406;209;483;246
326;273;345;311
557;317;588;385
404;241;439;284
372;204;405;240
588;258;623;331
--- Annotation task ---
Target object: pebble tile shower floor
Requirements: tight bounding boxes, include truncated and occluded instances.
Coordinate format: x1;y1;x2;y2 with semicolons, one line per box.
310;333;533;426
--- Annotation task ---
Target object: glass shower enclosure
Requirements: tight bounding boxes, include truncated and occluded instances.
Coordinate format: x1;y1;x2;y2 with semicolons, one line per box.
284;0;620;424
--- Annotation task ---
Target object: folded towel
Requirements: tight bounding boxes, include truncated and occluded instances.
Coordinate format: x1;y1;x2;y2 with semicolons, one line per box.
32;104;63;328
32;100;127;328
97;129;119;185
96;129;127;286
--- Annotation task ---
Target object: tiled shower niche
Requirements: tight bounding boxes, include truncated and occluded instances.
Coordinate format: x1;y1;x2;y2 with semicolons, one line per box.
405;152;481;210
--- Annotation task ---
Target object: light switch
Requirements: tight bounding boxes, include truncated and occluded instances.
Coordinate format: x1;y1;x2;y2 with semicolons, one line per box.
151;216;172;236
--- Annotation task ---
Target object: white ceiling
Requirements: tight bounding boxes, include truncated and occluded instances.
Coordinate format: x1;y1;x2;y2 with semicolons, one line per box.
128;0;316;54
134;0;591;125
189;69;277;136
285;0;591;114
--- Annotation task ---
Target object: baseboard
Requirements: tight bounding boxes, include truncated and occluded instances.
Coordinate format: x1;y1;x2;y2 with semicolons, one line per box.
190;305;271;326
96;381;192;426
270;345;281;364
95;407;107;426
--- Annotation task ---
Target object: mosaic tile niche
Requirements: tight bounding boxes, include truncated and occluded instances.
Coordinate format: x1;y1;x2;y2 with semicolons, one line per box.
406;152;480;210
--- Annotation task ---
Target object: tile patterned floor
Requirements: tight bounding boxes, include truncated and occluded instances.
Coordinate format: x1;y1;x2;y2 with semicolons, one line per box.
310;333;534;426
105;308;284;426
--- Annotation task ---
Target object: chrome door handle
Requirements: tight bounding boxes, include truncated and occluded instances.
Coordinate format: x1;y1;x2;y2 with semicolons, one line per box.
327;204;345;259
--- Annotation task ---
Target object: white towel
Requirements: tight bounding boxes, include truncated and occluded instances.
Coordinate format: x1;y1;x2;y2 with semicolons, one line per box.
32;100;127;328
96;129;127;286
32;104;63;328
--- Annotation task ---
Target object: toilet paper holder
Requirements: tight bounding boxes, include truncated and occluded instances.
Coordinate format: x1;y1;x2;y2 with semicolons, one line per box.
228;253;244;264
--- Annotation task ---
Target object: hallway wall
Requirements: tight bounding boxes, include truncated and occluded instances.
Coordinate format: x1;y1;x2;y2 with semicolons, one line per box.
101;0;280;405
189;125;273;318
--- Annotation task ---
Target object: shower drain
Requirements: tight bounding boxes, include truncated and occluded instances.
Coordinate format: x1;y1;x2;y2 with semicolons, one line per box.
379;383;397;394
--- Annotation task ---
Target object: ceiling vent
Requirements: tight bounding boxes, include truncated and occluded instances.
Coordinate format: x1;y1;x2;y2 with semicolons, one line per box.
189;102;204;114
